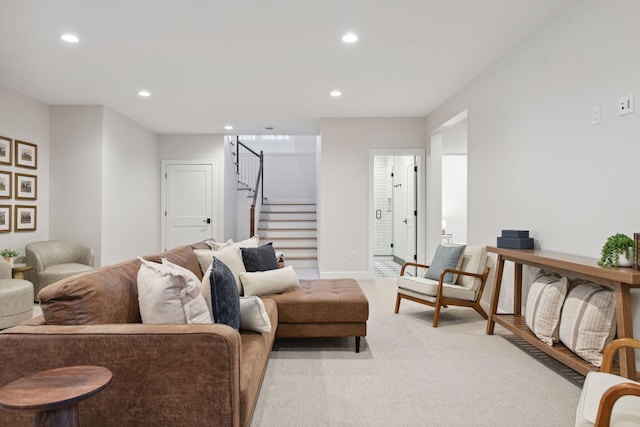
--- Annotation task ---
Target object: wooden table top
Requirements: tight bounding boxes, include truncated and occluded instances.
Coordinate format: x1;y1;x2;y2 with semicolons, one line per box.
0;365;112;411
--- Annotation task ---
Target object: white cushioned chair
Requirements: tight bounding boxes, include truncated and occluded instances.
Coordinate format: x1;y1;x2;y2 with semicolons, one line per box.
575;338;640;426
25;240;94;302
0;258;33;329
394;245;491;327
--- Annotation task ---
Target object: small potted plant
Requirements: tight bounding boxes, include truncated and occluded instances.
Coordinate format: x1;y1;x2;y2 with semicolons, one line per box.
598;233;635;268
0;248;20;267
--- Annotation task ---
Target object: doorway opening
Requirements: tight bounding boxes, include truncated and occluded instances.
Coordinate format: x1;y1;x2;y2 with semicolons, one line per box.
436;110;468;247
372;154;418;277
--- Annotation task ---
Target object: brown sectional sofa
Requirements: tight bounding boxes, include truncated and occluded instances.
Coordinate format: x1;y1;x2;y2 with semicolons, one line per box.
0;242;368;426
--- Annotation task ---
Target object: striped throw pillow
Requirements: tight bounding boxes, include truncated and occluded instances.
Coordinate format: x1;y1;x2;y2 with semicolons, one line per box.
559;282;616;367
525;272;570;345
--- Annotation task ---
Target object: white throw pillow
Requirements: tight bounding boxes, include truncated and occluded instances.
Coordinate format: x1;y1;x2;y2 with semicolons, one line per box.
525;272;570;345
239;296;272;333
206;236;259;250
137;258;212;324
240;266;300;297
200;264;214;318
194;246;246;294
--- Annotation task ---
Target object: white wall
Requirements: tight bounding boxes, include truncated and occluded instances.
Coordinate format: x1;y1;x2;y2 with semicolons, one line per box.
319;118;426;277
425;1;640;329
102;108;160;264
158;134;226;241
50;106;104;263
0;86;50;256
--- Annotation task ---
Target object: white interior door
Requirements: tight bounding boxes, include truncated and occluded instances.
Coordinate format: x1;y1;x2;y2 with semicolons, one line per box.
163;162;214;250
405;159;417;263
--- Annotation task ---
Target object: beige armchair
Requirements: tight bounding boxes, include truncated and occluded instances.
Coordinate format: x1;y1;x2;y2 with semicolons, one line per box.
575;338;640;426
25;240;94;302
395;245;492;327
0;259;33;329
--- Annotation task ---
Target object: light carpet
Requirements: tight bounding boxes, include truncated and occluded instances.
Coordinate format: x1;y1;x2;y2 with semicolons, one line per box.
251;278;582;427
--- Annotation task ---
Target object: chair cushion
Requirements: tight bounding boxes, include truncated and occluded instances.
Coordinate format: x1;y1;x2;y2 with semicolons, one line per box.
576;371;640;427
39;263;94;287
424;245;466;284
456;246;488;291
398;276;477;301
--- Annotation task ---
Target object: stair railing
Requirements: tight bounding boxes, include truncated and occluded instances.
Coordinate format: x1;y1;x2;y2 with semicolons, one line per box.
236;137;264;237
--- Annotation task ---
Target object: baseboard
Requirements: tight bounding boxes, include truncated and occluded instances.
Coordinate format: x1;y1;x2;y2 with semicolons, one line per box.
319;271;370;280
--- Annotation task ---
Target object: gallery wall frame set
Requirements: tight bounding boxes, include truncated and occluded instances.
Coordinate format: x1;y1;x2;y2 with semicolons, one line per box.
0;134;38;232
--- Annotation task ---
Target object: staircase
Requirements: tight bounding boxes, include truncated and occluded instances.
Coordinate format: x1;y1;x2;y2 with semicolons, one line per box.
258;203;318;269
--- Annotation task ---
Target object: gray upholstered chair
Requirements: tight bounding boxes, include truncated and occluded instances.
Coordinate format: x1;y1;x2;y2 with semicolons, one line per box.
25;240;94;302
0;258;33;329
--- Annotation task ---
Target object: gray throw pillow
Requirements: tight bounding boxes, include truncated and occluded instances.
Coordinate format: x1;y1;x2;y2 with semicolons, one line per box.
241;243;279;272
210;257;240;329
425;245;466;284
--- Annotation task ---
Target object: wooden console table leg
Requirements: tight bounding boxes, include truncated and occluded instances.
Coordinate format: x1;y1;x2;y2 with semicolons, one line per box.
514;263;523;316
614;283;637;379
486;254;505;335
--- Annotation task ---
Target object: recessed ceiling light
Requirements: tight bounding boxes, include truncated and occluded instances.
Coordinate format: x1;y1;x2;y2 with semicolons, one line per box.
61;34;79;43
330;90;342;97
138;90;151;97
224;125;233;130
342;33;358;44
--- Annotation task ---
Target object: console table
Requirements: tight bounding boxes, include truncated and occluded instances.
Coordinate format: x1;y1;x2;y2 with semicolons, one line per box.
485;246;640;379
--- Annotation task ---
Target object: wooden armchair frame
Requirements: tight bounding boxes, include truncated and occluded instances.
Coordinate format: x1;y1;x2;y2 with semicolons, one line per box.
592;338;640;426
394;261;491;327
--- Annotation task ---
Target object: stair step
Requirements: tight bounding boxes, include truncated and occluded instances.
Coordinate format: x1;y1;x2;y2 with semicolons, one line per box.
259;229;317;239
262;204;316;213
259;221;316;229
260;212;317;220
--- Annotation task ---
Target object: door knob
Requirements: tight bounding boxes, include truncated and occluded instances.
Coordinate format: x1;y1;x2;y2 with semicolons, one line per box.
403;218;408;224
203;218;211;224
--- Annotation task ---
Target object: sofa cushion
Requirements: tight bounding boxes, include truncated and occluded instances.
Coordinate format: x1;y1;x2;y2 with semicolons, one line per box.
39;259;143;325
239;296;271;333
241;243;279;272
261;278;368;324
240;266;300;297
397;275;477;302
137;258;212;324
424;245;465;284
559;282;616;367
525;272;570;346
210;258;240;329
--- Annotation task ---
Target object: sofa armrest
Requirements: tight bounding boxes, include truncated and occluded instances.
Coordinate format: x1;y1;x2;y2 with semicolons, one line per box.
0;323;242;426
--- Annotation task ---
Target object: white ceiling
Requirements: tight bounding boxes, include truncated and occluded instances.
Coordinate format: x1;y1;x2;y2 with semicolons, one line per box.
0;0;573;135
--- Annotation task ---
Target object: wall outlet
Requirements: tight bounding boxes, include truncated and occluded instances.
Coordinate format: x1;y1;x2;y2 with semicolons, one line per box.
349;251;355;261
592;105;601;125
619;93;634;116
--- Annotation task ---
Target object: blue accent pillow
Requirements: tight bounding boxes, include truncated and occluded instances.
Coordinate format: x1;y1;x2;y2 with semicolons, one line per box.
210;257;240;329
241;242;279;272
425;245;466;284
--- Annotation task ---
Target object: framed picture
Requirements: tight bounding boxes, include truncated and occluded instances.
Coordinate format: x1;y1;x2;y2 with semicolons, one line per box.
15;205;36;232
15;173;37;200
15;140;37;169
0;136;11;166
0;205;10;233
0;171;11;199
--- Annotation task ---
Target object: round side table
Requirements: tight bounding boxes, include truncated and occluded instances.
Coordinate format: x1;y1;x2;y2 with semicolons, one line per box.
11;264;33;280
0;365;112;427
